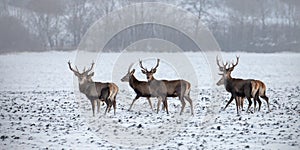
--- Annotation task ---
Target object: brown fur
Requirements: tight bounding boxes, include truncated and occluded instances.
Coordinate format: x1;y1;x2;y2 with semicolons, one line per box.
216;56;270;113
121;67;168;114
68;61;118;116
139;59;194;115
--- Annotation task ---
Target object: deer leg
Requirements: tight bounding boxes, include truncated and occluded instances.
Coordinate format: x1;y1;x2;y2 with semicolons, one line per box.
147;97;153;111
97;99;101;113
246;97;252;113
128;95;140;111
223;96;234;111
163;98;169;114
241;97;245;111
256;96;262;111
104;99;110;115
157;97;162;114
107;97;114;113
91;100;96;117
236;97;240;110
108;101;113;113
253;97;257;113
179;96;186;115
261;95;271;112
108;99;114;114
237;97;241;111
235;96;240;115
239;97;243;110
184;95;194;116
162;99;166;111
113;97;116;115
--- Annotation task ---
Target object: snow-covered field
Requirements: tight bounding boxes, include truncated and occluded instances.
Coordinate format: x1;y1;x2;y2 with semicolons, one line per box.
0;51;299;149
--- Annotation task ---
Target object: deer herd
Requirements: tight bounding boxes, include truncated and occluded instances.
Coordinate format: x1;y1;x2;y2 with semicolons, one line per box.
68;56;270;117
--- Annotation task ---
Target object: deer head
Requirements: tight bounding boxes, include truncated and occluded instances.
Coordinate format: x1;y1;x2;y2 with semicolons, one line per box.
121;63;135;82
68;61;95;85
216;75;225;86
139;59;160;81
216;56;239;80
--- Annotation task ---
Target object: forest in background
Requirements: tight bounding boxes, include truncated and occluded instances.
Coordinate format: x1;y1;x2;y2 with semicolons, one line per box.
0;0;299;53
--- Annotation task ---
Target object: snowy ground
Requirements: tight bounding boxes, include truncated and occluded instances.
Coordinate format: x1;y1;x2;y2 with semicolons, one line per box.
0;51;299;149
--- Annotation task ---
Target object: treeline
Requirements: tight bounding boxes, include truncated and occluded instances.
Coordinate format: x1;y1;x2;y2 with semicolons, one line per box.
0;0;299;53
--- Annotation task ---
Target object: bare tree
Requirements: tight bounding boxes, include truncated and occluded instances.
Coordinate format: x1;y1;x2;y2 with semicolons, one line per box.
0;0;299;52
180;0;214;20
26;0;65;49
66;0;90;47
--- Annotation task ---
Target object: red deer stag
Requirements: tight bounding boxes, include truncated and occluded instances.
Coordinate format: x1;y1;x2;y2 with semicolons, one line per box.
68;61;118;116
217;74;270;112
139;59;194;115
216;76;245;111
121;63;168;114
216;56;255;114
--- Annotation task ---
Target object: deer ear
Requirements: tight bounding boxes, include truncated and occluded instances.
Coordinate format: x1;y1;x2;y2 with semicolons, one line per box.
141;70;146;74
88;72;94;77
131;69;135;74
151;69;156;73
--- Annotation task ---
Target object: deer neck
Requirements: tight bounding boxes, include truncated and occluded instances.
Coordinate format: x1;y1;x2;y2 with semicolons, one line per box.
224;73;234;92
78;80;93;94
148;76;158;82
129;75;139;88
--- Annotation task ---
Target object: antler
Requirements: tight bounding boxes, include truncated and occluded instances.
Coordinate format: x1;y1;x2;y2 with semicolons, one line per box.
83;61;95;74
139;59;147;71
216;56;222;69
231;56;239;69
223;62;228;69
216;56;228;71
151;59;160;71
68;61;80;74
75;66;80;72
